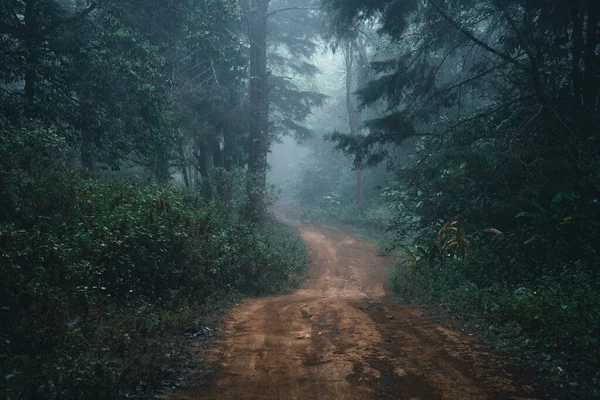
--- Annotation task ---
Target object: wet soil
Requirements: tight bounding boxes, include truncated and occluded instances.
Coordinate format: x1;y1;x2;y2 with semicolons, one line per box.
166;222;539;399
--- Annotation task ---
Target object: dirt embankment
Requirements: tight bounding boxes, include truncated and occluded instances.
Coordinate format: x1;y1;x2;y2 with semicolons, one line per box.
167;222;539;399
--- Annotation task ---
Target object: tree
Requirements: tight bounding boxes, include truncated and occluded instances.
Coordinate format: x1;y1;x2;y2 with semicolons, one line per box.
341;34;371;205
322;0;600;272
169;0;246;191
243;0;325;220
0;0;176;174
245;0;270;219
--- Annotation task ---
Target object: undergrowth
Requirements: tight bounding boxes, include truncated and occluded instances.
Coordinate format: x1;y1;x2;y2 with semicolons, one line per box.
300;203;395;246
391;247;600;398
0;128;308;398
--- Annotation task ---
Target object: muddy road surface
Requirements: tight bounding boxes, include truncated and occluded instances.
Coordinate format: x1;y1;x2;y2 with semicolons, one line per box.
169;223;538;399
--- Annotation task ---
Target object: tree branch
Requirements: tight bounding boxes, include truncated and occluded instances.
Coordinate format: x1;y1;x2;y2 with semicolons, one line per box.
428;0;532;74
267;7;313;18
433;95;534;136
426;59;516;102
495;3;545;101
380;95;534;138
39;3;97;36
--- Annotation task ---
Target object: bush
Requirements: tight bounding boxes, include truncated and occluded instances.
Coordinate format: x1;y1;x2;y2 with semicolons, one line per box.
301;202;394;230
0;124;308;398
391;243;600;398
383;108;600;397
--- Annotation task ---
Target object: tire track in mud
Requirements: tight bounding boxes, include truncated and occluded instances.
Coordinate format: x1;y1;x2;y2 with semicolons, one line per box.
167;224;539;399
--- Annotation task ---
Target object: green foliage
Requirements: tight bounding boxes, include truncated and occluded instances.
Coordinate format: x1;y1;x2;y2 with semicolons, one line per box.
1;0;321;396
391;252;600;398
290;147;354;206
289;140;390;204
302;203;393;231
267;0;326;141
324;0;600;396
0;124;308;398
385;125;600;394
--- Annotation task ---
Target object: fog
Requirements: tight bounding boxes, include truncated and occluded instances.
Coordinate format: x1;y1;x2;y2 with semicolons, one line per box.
2;0;599;397
268;48;348;200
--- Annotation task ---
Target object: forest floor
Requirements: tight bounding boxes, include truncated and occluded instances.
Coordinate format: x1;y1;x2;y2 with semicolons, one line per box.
165;207;542;399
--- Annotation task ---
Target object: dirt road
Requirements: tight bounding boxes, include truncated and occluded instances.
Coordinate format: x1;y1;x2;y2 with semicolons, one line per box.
170;223;538;399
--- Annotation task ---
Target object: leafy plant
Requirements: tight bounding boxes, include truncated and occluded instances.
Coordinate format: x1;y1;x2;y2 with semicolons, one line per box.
0;124;308;398
437;221;470;261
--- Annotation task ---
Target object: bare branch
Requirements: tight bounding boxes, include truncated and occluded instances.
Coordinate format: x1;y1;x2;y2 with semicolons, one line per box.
210;59;220;86
267;7;313;18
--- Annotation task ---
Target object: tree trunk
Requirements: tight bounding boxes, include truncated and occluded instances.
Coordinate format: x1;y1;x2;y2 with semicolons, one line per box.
583;0;599;113
223;128;235;171
193;166;199;189
343;41;360;137
343;39;365;206
212;135;223;168
246;0;270;220
196;141;212;199
24;0;38;117
177;133;191;189
80;133;95;173
357;169;364;205
154;153;170;184
571;1;585;107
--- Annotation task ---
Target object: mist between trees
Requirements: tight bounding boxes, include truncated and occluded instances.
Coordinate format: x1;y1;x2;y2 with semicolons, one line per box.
1;0;599;398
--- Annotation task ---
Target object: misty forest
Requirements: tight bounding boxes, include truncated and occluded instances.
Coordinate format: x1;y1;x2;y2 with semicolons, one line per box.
1;0;599;398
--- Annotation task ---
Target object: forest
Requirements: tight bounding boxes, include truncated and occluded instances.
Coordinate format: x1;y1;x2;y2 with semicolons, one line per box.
1;0;599;398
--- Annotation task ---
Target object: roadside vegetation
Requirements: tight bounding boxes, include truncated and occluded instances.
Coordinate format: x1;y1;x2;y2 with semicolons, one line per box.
287;0;600;397
291;148;393;231
0;128;307;398
3;0;600;398
1;0;314;398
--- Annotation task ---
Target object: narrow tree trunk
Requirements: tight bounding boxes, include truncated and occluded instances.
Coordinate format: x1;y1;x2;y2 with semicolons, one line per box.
177;134;190;189
196;143;209;180
246;0;270;220
193;167;199;189
356;38;371;206
196;142;211;199
24;0;38;117
80;134;95;172
343;41;360;137
212;134;229;199
223;128;235;171
583;0;599;113
154;154;170;184
357;169;364;205
212;135;223;168
571;1;585;107
181;165;190;190
343;39;364;206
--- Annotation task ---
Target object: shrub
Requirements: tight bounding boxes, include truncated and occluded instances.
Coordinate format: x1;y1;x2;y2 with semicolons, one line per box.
301;202;393;230
391;238;600;398
0;124;308;398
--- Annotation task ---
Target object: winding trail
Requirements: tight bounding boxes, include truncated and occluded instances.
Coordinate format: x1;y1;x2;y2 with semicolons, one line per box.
169;219;538;399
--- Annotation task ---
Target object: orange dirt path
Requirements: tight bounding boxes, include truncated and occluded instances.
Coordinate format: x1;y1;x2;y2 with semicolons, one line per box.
167;223;538;399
